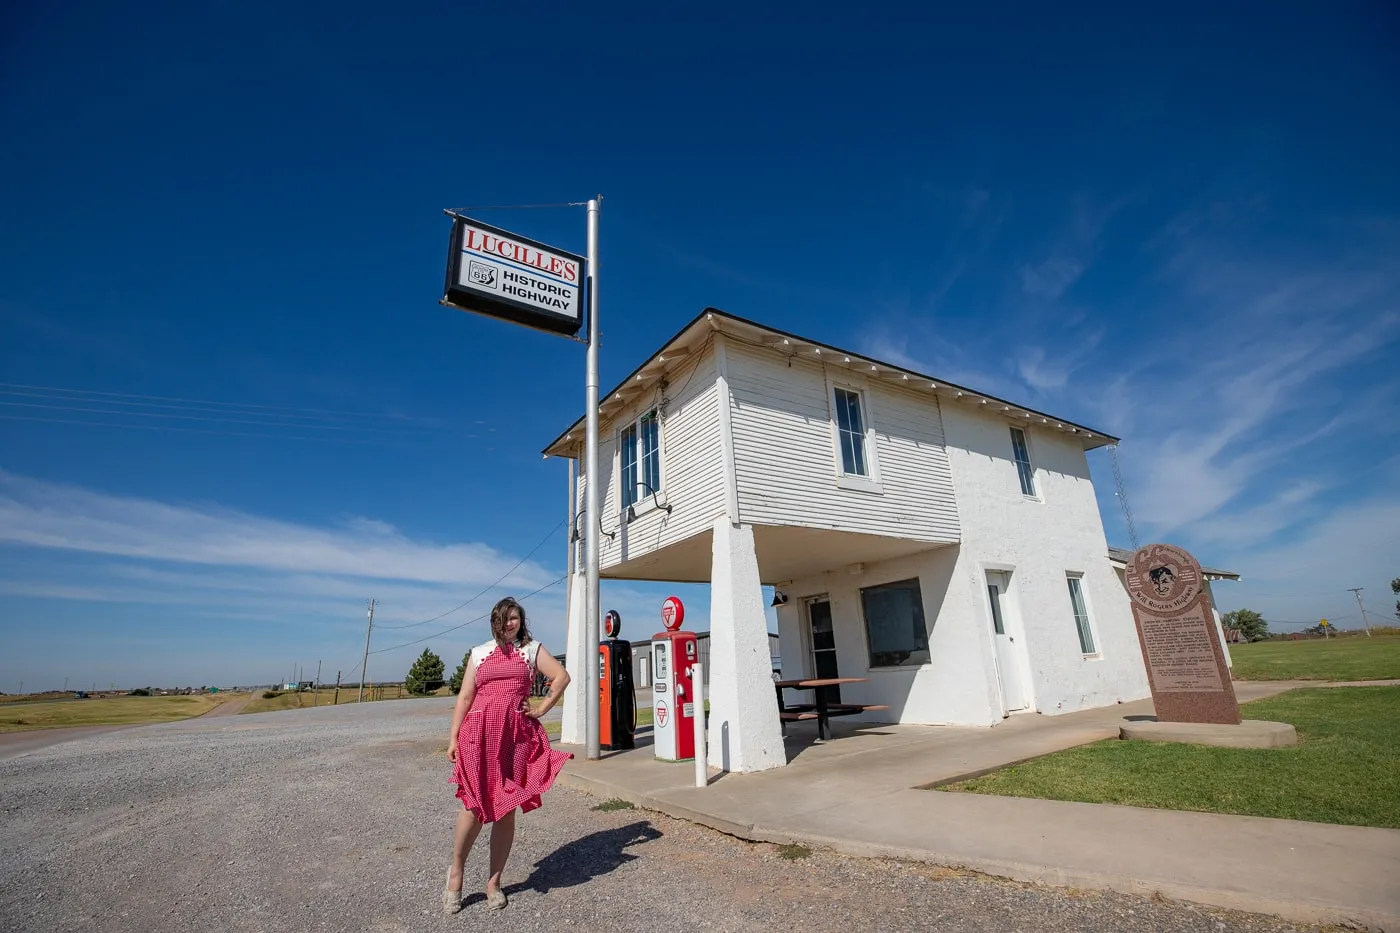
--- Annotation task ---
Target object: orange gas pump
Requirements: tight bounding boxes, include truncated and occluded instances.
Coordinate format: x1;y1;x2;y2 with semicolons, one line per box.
598;609;636;750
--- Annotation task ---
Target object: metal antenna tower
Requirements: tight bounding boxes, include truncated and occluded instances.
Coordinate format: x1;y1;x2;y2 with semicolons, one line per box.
1108;444;1140;550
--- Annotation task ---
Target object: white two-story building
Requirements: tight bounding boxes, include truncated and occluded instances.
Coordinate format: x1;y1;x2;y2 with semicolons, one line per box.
546;309;1152;773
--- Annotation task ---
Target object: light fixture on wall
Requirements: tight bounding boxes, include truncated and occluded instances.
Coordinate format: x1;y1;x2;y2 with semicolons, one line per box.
624;482;673;523
770;589;788;607
568;508;616;543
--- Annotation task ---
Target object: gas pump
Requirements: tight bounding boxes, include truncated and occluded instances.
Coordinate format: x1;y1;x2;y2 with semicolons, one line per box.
598;609;636;750
652;596;698;762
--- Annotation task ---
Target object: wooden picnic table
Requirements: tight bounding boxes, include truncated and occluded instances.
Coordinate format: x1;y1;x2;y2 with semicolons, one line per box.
773;677;885;740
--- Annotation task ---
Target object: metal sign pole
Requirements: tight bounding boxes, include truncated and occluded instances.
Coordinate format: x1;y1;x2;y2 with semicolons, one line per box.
584;198;602;761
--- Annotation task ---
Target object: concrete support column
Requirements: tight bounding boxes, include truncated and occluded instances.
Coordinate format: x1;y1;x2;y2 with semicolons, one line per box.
707;518;786;773
559;569;589;746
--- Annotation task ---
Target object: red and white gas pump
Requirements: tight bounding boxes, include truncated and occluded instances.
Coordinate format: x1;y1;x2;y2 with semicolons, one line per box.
651;596;698;762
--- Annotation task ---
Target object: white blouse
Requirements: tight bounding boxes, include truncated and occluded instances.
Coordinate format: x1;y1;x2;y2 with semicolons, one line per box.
470;638;540;678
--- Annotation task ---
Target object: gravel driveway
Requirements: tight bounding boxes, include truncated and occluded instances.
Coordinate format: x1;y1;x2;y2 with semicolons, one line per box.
0;698;1322;933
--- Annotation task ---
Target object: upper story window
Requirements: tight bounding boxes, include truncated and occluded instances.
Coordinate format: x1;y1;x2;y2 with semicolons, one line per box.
620;409;661;509
1009;426;1036;497
834;387;868;477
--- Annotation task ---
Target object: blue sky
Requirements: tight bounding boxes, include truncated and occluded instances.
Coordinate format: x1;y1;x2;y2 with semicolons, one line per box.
2;2;1397;690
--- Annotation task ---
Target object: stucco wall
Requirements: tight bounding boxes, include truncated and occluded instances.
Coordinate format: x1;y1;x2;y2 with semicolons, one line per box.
775;545;1003;726
773;404;1150;727
939;405;1150;715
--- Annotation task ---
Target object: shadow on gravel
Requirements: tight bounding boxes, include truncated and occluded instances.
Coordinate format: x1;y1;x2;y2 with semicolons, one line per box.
516;821;663;895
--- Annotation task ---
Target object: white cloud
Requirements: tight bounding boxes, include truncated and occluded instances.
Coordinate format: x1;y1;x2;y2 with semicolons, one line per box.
1106;264;1400;538
860;194;1399;638
1015;331;1104;394
1211;494;1400;630
1019;257;1084;300
1018;195;1131;300
0;471;553;588
0;471;574;685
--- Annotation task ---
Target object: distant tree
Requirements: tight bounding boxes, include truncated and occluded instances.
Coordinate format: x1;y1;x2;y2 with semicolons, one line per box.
448;650;471;694
1391;577;1399;622
405;649;445;696
1222;609;1269;643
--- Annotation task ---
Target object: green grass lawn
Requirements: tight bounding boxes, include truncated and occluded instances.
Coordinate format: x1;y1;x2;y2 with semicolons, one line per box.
241;684;455;715
0;694;230;732
542;705;654;739
942;686;1400;828
1228;634;1400;681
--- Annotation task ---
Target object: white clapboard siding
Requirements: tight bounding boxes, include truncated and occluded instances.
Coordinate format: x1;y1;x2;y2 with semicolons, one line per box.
576;351;725;569
726;343;960;542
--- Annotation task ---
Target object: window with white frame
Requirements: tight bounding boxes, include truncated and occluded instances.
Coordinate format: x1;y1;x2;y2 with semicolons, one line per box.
833;387;869;477
861;577;930;668
620;409;661;509
1066;574;1097;655
1010;426;1036;497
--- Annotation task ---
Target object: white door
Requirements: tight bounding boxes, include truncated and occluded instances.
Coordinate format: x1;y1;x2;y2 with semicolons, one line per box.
986;573;1029;713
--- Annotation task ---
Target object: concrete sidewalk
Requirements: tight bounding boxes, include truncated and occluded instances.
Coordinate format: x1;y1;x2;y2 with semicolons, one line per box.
557;681;1400;931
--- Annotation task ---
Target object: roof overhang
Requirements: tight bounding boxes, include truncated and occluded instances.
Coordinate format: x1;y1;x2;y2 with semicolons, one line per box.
1107;546;1241;582
542;307;1120;459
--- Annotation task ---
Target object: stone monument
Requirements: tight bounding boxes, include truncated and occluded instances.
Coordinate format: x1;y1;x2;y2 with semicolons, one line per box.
1125;543;1240;724
1121;543;1295;747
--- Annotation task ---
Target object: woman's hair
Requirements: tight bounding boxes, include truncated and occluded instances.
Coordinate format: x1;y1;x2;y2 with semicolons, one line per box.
490;596;532;644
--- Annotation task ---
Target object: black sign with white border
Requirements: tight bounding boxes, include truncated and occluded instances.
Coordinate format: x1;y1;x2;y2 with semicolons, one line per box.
441;214;585;337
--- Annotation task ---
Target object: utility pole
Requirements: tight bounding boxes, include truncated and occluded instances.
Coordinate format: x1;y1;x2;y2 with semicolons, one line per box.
333;671;341;706
1348;588;1373;637
583;197;602;761
314;660;322;706
358;599;376;702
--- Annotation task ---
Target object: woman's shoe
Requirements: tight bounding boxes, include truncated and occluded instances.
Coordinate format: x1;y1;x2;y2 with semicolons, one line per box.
442;887;463;914
485;887;508;910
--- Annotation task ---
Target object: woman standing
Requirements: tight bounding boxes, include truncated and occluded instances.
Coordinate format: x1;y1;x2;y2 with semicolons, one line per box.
444;596;572;912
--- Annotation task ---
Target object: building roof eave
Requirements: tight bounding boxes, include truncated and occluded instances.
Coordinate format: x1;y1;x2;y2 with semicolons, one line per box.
541;307;1122;459
1107;546;1241;582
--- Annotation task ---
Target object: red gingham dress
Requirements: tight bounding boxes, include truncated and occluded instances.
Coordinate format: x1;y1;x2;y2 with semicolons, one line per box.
452;639;572;823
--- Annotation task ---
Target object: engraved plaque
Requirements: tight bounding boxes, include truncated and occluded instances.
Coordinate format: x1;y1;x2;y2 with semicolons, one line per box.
1125;543;1240;724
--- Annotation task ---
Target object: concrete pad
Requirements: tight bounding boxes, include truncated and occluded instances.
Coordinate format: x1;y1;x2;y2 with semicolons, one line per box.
1120;718;1297;748
556;679;1400;931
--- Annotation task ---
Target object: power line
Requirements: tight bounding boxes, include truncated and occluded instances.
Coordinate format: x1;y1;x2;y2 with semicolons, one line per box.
445;201;589;214
0;389;429;427
374;519;567;629
0;413;402;444
0;382;430;422
1231;586;1355;598
0;400;444;435
368;575;567;655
